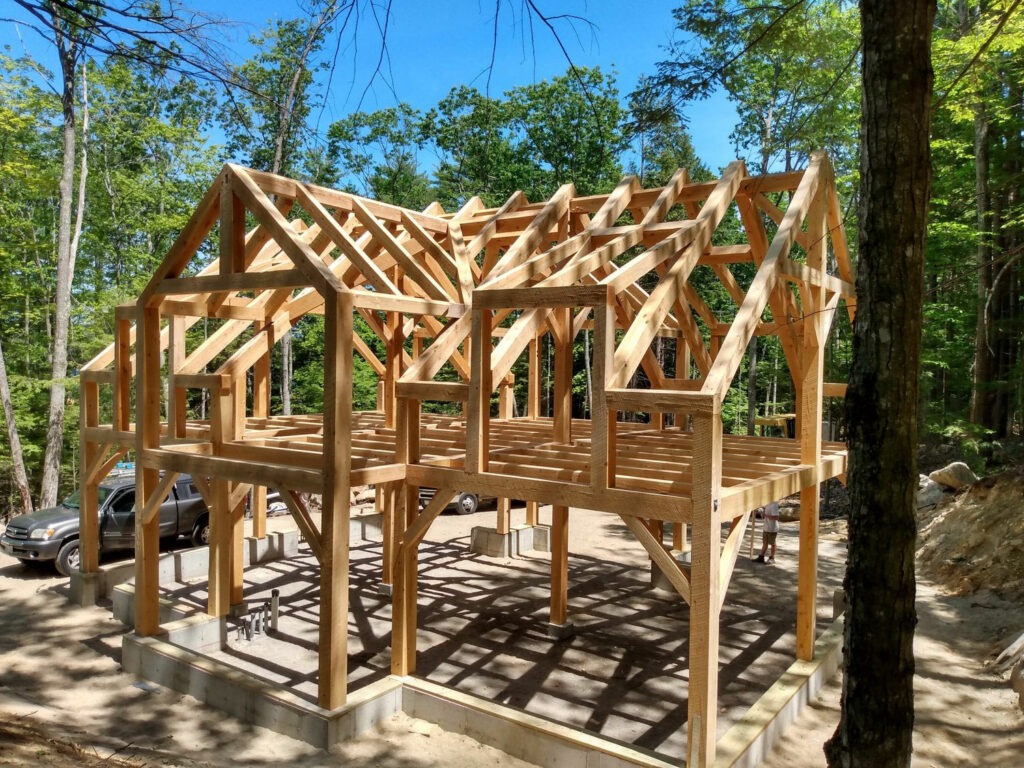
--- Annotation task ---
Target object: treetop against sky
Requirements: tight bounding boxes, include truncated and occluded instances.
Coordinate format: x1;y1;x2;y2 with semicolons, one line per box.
0;0;740;174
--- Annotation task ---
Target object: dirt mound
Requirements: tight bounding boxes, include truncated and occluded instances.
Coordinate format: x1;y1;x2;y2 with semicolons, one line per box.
917;468;1024;599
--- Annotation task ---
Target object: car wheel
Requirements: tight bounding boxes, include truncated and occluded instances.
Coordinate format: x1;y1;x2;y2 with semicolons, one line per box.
55;539;80;577
455;492;479;515
191;516;210;547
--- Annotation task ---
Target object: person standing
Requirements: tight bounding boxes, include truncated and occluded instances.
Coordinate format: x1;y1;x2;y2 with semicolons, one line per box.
753;500;780;564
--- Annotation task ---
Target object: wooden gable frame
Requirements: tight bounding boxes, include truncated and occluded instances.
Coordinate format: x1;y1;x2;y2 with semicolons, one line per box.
77;154;854;767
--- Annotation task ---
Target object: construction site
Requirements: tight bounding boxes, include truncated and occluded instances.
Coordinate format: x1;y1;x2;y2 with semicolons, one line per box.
70;152;855;767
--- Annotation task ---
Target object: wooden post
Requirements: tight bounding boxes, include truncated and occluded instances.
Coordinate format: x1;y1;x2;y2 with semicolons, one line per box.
251;351;270;540
384;309;403;429
393;506;418;675
674;316;692;566
496;497;511;536
550;306;574;630
79;379;100;574
230;485;245;607
550;504;569;627
134;304;162;636
526;335;541;526
208;383;233;618
797;184;827;661
228;375;247;606
318;289;354;709
115;317;132;432
381;481;397;587
591;290;613;492
392;396;421;675
168;315;187;439
528;335;541;419
468;308;492;473
525;501;540;527
496;374;513;534
219;176;245;275
674;523;688;553
553;307;572;444
675;334;691;430
687;397;723;767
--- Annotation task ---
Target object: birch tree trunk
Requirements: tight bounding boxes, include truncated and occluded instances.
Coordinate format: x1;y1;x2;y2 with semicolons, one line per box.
0;335;33;514
39;7;85;508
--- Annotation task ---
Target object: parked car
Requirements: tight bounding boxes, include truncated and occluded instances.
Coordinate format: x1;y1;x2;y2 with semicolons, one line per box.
417;487;491;515
0;470;210;576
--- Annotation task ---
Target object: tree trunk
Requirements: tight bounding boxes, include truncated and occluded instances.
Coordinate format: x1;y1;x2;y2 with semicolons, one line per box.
281;332;292;416
824;1;934;766
0;334;33;514
969;107;995;428
584;328;592;419
746;336;758;435
39;8;83;508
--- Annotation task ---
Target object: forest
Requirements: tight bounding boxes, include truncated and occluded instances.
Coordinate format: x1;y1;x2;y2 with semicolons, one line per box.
0;0;1020;514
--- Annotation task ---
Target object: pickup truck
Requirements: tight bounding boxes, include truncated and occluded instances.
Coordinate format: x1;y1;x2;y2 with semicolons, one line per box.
0;470;210;576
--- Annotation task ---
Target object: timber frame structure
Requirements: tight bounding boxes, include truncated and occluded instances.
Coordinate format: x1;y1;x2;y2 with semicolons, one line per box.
78;152;854;766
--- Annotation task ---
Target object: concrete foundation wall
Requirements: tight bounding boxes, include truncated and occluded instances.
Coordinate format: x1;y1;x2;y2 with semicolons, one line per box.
714;617;845;768
118;599;843;767
123;630;404;748
403;677;675;768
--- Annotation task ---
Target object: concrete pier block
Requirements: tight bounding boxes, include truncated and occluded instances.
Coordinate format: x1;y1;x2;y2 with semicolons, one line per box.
350;511;383;542
69;570;101;606
547;621;575;641
650;549;691;593
469;524;551;558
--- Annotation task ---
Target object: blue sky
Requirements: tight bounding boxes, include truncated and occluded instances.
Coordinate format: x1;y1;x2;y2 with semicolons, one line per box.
2;1;740;172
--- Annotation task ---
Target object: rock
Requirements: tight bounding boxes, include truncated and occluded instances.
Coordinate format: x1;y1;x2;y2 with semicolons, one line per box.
917;476;949;509
929;462;979;491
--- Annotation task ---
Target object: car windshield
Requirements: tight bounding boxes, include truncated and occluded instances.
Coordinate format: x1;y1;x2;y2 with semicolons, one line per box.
62;486;113;509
